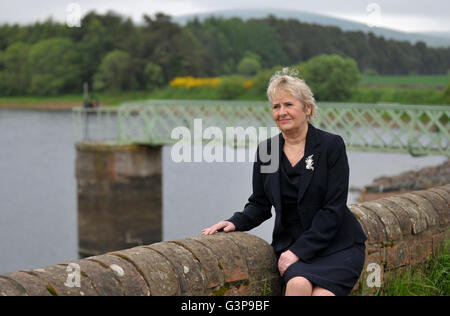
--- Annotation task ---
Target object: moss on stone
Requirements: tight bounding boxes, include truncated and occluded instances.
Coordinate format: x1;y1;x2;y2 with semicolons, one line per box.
46;285;57;296
212;282;231;296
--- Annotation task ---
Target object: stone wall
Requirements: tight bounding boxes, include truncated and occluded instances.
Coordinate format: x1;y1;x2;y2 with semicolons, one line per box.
0;185;448;296
349;184;449;294
0;232;282;296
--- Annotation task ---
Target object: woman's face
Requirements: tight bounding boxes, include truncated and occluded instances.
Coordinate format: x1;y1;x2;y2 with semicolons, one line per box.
271;90;311;133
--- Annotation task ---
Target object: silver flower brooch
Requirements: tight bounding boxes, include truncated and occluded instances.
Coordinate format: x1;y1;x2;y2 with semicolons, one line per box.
305;154;314;171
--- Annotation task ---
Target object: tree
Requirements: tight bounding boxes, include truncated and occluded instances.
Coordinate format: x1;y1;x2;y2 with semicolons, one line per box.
77;18;113;85
251;65;284;96
216;75;246;100
143;62;165;90
1;42;31;95
186;17;288;76
237;51;261;76
298;54;361;101
141;13;206;81
93;50;136;92
28;37;81;95
444;83;450;105
0;50;4;95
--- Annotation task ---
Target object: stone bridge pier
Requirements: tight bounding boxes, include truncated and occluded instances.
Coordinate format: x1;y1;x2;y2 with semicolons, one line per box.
75;142;163;257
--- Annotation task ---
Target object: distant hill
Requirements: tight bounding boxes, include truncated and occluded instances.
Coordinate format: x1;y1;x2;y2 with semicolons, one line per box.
173;8;450;48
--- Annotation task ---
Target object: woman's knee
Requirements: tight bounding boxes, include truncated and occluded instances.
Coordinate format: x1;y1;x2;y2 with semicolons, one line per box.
285;277;313;296
311;286;336;296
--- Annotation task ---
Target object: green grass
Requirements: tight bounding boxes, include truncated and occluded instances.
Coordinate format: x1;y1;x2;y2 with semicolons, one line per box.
0;86;267;108
361;75;450;87
0;94;83;104
349;86;448;105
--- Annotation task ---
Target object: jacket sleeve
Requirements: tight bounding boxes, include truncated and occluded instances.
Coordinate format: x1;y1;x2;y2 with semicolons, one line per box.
226;146;273;231
288;136;349;262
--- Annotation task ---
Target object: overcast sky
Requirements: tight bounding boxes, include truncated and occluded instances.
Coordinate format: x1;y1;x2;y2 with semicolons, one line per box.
1;0;449;33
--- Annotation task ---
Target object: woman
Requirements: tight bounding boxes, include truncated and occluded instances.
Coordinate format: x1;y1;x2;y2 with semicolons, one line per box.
202;68;367;296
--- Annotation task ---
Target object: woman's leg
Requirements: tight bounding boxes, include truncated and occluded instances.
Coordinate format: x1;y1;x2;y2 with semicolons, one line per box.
285;277;313;296
311;286;336;296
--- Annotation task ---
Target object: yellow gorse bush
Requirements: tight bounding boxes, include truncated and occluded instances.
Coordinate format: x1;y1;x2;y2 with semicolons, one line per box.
244;80;254;89
170;76;254;89
170;77;221;89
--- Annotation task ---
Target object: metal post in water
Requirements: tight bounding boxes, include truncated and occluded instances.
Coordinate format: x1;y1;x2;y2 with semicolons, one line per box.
83;82;89;140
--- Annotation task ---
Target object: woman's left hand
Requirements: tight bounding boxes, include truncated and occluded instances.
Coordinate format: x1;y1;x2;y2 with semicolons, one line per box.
278;250;299;276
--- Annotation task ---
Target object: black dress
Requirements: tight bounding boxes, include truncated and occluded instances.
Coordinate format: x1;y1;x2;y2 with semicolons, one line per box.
276;151;366;296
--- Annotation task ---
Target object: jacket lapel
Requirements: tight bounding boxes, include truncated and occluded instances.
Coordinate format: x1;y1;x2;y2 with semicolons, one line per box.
267;132;283;213
296;123;320;205
268;123;321;211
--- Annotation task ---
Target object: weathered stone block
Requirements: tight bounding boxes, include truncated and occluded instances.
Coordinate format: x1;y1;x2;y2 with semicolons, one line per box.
365;248;385;267
401;192;440;229
87;254;150;296
361;201;402;243
350;205;386;244
68;259;124;296
1;272;52;296
220;232;282;296
224;232;278;275
413;190;449;225
407;232;433;265
384;241;410;269
26;265;98;296
0;277;28;296
112;246;179;296
431;232;446;255
146;242;206;295
428;187;450;205
170;238;224;290
376;198;412;236
440;184;450;194
189;234;248;283
384;196;427;234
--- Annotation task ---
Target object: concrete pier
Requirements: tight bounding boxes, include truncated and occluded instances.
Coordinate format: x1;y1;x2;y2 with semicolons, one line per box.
75;142;162;257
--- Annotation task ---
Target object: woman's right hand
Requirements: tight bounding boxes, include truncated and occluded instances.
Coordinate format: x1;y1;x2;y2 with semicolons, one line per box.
201;221;236;235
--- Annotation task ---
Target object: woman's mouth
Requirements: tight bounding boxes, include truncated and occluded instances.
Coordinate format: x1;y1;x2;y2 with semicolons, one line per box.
279;118;291;123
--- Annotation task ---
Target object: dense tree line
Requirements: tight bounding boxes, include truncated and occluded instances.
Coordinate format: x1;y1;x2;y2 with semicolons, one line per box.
0;11;448;96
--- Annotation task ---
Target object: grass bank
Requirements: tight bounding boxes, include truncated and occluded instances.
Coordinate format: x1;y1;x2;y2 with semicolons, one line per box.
361;75;450;87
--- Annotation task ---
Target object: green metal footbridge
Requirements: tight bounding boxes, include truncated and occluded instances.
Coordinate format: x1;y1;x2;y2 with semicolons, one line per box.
72;100;449;156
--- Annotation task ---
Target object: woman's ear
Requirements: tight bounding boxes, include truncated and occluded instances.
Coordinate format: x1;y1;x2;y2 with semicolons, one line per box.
304;103;312;116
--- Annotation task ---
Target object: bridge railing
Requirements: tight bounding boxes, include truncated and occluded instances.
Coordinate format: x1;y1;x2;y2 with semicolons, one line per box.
72;101;449;156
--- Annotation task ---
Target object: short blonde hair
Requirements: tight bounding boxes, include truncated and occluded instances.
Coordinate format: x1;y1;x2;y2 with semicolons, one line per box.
267;67;318;123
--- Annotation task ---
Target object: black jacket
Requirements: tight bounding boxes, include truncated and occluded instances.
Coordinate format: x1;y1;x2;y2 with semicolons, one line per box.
226;123;367;262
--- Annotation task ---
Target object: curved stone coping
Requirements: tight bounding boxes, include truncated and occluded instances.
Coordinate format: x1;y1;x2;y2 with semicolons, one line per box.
0;232;282;296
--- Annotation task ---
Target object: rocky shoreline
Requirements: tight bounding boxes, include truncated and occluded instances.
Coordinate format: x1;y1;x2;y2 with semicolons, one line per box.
356;158;450;202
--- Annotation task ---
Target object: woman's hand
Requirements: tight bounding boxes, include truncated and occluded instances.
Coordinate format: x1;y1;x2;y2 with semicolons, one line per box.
278;250;299;276
201;221;236;235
